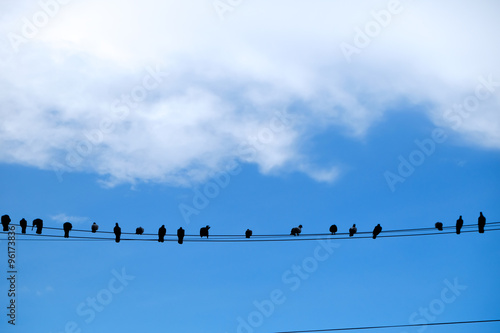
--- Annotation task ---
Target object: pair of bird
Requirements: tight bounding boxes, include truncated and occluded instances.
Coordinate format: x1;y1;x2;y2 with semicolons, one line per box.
90;222;122;241
157;225;185;244
1;216;43;234
152;225;187;244
159;226;187;244
435;212;487;234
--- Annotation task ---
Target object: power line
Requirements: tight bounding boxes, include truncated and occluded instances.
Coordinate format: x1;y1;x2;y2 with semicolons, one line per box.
274;318;500;333
4;221;499;239
2;213;498;243
2;226;500;243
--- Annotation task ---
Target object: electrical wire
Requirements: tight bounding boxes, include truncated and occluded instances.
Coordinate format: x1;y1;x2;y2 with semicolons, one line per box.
274;318;500;332
4;221;499;239
1;226;499;243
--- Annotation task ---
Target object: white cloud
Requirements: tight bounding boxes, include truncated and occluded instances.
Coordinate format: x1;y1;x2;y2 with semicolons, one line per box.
0;0;499;186
299;165;341;184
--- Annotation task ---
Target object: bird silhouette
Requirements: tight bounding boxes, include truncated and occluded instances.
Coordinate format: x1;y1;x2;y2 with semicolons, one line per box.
435;222;443;231
456;216;463;234
158;225;166;242
177;227;185;244
114;223;121;243
372;224;382;239
290;225;303;236
136;227;144;235
91;222;99;233
200;225;210;238
19;218;27;234
32;218;43;234
245;229;252;238
478;212;486;233
329;224;338;235
1;215;11;231
349;224;357;237
63;222;72;238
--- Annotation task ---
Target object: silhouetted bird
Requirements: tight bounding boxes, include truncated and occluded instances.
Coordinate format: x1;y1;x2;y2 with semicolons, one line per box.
349;224;357;237
91;222;98;233
456;216;463;234
373;224;382;239
435;222;443;231
19;218;27;234
63;222;72;238
290;225;302;236
158;225;166;242
136;227;144;235
114;223;121;243
32;218;43;234
200;225;210;238
329;224;337;235
245;229;252;238
478;212;486;233
1;215;11;231
177;227;185;244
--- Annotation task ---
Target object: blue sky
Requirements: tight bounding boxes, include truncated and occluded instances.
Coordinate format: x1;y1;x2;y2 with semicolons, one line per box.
1;0;500;332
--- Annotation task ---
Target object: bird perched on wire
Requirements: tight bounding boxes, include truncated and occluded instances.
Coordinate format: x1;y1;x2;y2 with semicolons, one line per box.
329;224;338;235
63;222;72;238
158;225;166;242
478;212;486;233
91;222;99;233
114;223;121;243
32;218;43;234
245;229;252;238
200;225;210;238
1;215;11;231
19;218;27;234
372;224;382;239
435;222;443;231
136;227;144;235
349;224;357;237
177;227;185;244
456;216;463;234
290;225;302;236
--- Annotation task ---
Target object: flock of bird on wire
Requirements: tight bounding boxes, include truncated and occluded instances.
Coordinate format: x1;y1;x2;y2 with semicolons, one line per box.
0;212;489;244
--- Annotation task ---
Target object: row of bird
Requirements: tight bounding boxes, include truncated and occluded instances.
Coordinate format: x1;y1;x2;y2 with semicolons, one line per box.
0;212;489;243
